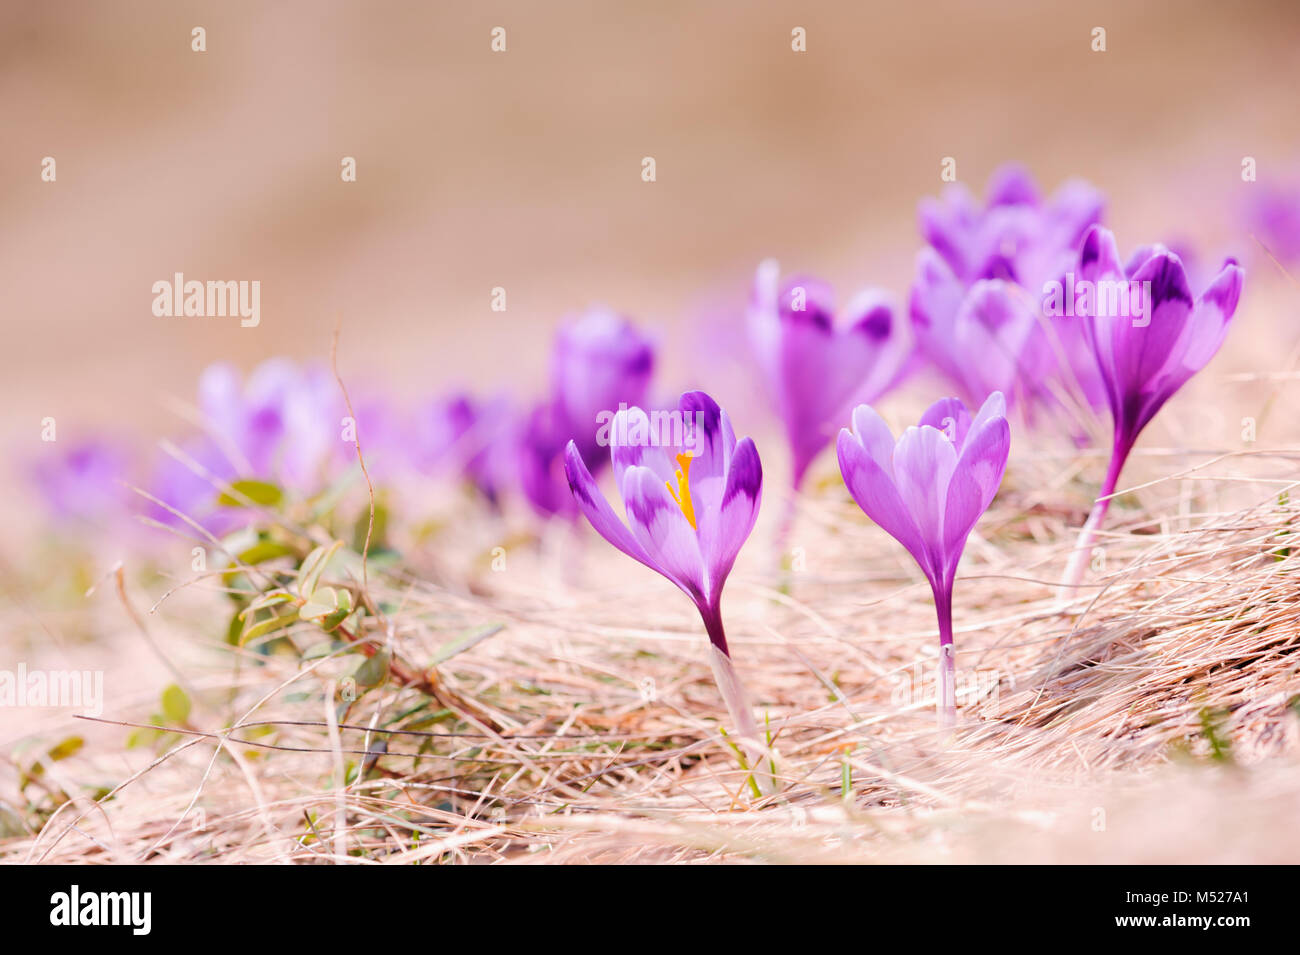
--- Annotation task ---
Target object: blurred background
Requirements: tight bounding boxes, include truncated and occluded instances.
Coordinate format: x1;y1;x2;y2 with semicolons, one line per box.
3;0;1299;526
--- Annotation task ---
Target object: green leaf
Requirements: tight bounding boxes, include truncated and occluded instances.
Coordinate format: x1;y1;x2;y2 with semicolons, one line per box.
47;736;84;761
240;589;295;618
126;727;159;750
300;586;339;621
353;649;391;688
237;539;296;565
298;541;343;599
217;479;284;509
240;609;300;645
161;684;191;725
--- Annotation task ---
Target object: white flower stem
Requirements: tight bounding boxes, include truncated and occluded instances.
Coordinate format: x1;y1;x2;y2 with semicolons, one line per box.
1062;437;1131;592
705;642;778;797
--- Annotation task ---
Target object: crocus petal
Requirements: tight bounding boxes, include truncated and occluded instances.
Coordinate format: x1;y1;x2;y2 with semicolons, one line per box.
942;414;1011;577
892;425;959;567
698;437;762;603
777;274;836;329
622;464;708;604
909;248;965;349
985;162;1040;207
919;397;972;448
1045;179;1106;253
951;279;1044;401
1178;262;1244;372
1122;243;1167;279
679;390;735;492
553;307;655;468
837;428;930;575
1130;252;1195;387
198;362;244;442
563;441;656;572
918;185;979;278
850;403;899;474
968;391;1007;441
610;406;676;489
1135;261;1244;433
843;291;911;403
1078;225;1124;285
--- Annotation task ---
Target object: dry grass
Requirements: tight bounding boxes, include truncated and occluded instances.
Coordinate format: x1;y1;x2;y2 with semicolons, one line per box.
4;419;1300;865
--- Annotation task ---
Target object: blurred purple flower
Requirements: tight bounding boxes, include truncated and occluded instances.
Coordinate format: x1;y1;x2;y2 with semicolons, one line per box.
146;359;342;536
520;307;656;520
1063;226;1244;586
552;307;656;471
748;259;910;492
910;163;1107;412
563;391;768;764
413;393;516;507
837;393;1010;723
1248;181;1300;264
32;439;131;526
147;435;244;535
334;390;405;484
198;359;337;489
519;401;577;518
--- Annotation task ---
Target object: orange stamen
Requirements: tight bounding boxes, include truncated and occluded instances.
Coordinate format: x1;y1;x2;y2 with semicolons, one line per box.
666;452;697;529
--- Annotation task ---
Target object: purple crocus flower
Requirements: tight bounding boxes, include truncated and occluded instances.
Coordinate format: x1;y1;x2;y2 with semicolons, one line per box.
197;359;337;490
520;308;656;520
552;307;656;471
837;393;1010;724
748;259;909;494
519;400;578;518
413;393;516;508
1062;226;1245;586
562;391;769;767
148;359;341;536
910;164;1107;414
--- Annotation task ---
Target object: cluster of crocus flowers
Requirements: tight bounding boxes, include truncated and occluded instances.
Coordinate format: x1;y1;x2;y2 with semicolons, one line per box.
1062;226;1245;587
837;393;1011;724
747;259;909;504
30;162;1257;751
562;391;769;766
910;164;1107;414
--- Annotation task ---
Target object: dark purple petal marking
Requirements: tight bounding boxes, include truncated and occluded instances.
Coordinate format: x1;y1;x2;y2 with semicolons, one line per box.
1142;252;1194;313
721;436;762;509
851;304;893;342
